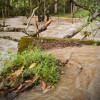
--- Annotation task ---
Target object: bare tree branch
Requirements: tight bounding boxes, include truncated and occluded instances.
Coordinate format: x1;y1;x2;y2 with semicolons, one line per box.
26;6;39;29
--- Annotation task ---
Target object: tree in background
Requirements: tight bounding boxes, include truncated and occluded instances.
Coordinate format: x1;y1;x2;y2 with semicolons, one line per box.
0;0;99;21
70;0;100;21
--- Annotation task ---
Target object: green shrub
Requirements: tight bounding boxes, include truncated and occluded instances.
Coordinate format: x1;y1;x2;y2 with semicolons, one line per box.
0;47;62;84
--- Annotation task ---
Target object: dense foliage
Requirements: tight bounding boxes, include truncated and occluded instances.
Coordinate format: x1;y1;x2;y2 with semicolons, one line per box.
0;0;100;19
0;0;71;17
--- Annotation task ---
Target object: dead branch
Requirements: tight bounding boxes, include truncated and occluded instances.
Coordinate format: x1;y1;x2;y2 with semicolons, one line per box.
34;14;39;30
32;19;53;37
26;6;39;29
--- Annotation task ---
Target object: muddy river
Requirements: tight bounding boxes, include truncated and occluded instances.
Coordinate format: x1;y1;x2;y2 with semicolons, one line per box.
0;16;100;100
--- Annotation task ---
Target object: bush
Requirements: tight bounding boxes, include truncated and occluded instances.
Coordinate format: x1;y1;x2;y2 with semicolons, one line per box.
0;47;62;84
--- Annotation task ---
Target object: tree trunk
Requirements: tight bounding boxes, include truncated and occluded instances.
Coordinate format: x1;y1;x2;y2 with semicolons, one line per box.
5;0;8;17
2;8;4;18
38;7;41;22
43;0;46;21
35;0;41;22
29;0;32;15
24;0;26;16
54;0;58;14
63;5;65;14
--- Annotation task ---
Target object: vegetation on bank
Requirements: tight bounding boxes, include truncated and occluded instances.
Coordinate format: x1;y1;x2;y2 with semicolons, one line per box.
0;47;63;94
18;37;100;53
52;9;90;18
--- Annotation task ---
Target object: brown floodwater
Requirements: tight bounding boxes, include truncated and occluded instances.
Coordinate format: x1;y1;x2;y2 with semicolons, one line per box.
14;46;100;100
0;16;100;100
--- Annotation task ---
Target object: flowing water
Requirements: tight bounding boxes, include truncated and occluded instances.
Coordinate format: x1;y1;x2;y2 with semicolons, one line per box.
0;16;100;100
14;46;100;100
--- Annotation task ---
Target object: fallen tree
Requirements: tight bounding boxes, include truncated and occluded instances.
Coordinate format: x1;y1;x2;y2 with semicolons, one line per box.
64;0;100;39
0;27;25;32
0;34;19;42
0;19;53;38
82;26;100;39
64;22;89;38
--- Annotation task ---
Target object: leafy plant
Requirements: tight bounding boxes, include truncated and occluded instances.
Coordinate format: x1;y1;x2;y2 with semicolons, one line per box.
93;42;98;46
0;47;63;85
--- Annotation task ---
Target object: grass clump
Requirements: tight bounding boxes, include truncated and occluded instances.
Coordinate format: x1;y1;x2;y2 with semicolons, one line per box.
0;47;62;85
